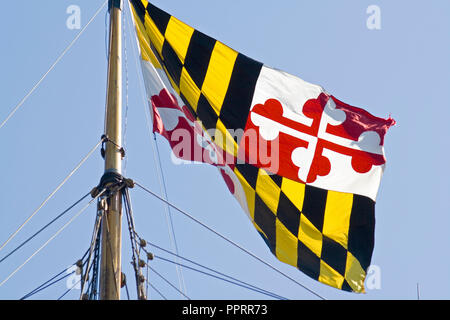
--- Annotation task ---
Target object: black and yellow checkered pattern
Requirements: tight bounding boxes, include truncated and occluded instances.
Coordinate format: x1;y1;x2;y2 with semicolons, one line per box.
130;0;263;158
130;0;376;293
233;162;375;292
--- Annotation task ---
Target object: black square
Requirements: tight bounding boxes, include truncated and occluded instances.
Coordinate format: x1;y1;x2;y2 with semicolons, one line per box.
234;163;259;189
321;236;347;276
254;194;276;254
219;54;263;138
347;194;375;271
301;185;327;232
130;0;146;25
196;94;219;131
146;2;171;35
297;240;320;280
269;174;283;188
183;30;216;89
276;192;300;237
341;280;353;292
161;41;183;87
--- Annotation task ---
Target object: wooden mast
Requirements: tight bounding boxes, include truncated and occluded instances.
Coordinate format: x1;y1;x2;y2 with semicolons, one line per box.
99;0;123;300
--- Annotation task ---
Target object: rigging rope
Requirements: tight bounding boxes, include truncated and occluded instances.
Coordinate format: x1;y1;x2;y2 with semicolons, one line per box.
123;188;146;300
0;189;106;288
154;255;286;300
0;138;105;253
57;214;107;300
22;269;71;300
0;0;108;131
20;249;89;300
151;135;187;294
124;3;187;296
134;181;326;300
87;230;102;300
58;259;97;301
0;191;91;264
147;265;190;300
138;239;287;300
79;207;103;299
124;278;131;300
145;254;150;298
57;280;81;300
24;270;76;300
148;282;168;300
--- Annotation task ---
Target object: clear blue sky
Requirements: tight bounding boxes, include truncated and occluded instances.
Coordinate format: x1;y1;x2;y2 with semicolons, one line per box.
0;0;449;300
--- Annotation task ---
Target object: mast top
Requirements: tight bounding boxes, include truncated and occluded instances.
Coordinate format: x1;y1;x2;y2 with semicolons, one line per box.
109;0;123;11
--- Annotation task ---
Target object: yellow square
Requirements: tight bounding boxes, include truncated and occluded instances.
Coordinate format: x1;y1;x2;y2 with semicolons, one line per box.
164;16;194;63
131;3;162;69
255;170;281;214
298;214;322;258
234;168;256;220
275;219;298;267
280;177;305;213
201;41;238;115
214;119;238;158
319;260;345;290
180;68;201;110
344;252;366;293
143;11;165;56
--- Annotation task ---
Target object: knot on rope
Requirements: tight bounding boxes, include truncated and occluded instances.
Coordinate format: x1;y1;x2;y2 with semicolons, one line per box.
90;172;135;198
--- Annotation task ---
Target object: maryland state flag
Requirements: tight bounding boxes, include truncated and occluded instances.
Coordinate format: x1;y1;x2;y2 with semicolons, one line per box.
129;0;395;293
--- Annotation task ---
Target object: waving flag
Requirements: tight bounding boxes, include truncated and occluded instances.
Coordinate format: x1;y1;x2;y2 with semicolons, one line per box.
129;0;395;293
